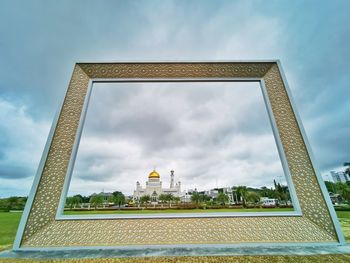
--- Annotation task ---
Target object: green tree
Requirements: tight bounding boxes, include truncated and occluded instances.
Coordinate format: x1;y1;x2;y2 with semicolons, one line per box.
66;195;83;209
217;193;229;206
236;186;248;208
165;194;174;207
112;191;126;208
107;195;115;204
174;196;181;205
90;194;103;209
246;191;261;204
191;193;209;207
158;194;167;206
74;194;85;203
191;192;201;208
269;189;279;199
202;194;210;203
73;195;83;208
140;195;150;208
336;182;350;202
81;195;90;203
0;196;28;211
260;186;269;197
324;181;337;193
8;197;17;209
0;198;7;211
18;196;27;209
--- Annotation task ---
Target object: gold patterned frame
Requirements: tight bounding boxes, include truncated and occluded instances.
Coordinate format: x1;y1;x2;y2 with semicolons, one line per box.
13;61;345;250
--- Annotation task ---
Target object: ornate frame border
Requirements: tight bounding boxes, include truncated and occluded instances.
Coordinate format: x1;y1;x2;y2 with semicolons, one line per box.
13;61;346;250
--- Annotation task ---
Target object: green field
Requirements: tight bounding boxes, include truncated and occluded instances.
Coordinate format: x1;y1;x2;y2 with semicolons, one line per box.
0;212;22;251
64;207;294;215
337;211;350;242
0;211;349;251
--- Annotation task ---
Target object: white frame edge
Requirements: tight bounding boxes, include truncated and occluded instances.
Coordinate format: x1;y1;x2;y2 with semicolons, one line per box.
276;60;346;245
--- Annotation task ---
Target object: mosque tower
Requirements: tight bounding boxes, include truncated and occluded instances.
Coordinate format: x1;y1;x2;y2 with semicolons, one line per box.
170;170;175;188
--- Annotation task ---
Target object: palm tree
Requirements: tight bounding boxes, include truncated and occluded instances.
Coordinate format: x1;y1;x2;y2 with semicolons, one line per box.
246;191;261;204
158;194;167;207
174;196;181;206
140;195;150;208
90;194;103;209
191;192;201;208
260;186;269;197
113;192;126;209
217;193;229;206
236;186;248;208
165;194;174;208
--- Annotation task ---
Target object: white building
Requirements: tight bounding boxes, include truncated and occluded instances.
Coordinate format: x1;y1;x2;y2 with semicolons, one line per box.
133;170;185;203
182;187;237;204
260;197;279;207
330;171;350;183
222;187;235;204
203;189;219;199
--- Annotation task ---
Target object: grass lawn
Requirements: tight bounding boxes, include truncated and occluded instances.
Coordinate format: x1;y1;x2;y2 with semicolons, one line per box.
0;210;348;252
64;207;294;214
337;211;350;242
0;211;22;251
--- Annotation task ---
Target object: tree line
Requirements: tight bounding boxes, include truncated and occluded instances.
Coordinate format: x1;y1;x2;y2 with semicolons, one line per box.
324;181;350;202
64;181;292;209
0;196;27;212
2;162;348;211
66;191;126;209
189;182;291;208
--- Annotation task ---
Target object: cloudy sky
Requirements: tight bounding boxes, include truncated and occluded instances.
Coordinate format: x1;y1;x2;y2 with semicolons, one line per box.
67;82;286;196
0;0;349;197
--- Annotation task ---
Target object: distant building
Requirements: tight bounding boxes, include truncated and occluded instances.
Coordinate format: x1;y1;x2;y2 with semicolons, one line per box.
181;191;193;203
329;192;342;205
133;170;185;203
260;197;278;207
330;171;350;183
203;189;219;199
203;187;236;204
221;187;235;204
185;187;237;204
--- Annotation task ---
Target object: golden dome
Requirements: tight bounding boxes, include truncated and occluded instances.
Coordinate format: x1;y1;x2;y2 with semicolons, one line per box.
149;169;160;179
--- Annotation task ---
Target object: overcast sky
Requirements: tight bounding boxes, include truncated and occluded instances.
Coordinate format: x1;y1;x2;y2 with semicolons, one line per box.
0;0;349;197
67;82;286;196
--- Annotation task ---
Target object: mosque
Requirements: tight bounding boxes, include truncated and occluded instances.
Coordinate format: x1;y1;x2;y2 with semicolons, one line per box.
133;170;184;203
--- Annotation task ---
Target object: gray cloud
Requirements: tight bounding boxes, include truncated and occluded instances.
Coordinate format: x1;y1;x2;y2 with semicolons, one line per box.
0;166;31;179
67;82;286;195
0;99;49;180
1;0;349;196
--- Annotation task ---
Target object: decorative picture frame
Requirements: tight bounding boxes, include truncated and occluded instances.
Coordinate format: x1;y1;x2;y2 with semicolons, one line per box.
14;61;345;250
